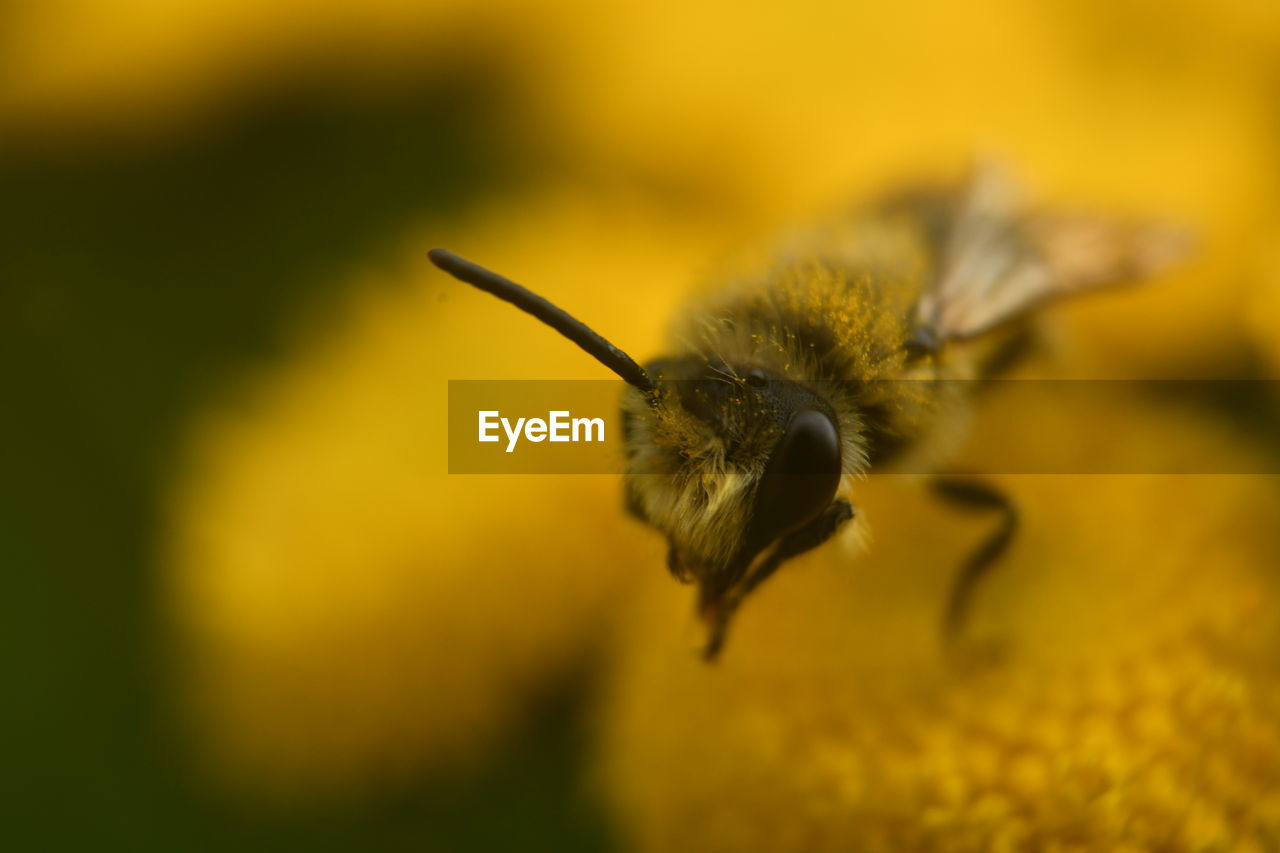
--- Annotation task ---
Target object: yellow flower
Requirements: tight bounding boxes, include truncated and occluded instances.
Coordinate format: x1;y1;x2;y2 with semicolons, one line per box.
596;396;1280;851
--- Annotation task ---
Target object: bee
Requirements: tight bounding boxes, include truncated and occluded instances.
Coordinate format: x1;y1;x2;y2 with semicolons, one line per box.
430;165;1184;660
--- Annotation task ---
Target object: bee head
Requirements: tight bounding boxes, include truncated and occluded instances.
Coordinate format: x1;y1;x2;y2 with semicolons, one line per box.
621;356;851;594
427;249;854;612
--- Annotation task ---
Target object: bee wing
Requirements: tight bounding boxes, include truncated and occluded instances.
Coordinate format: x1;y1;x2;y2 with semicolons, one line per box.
916;163;1190;342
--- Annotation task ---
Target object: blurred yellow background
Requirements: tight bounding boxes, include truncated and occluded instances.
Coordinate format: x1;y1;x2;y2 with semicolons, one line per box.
5;0;1279;849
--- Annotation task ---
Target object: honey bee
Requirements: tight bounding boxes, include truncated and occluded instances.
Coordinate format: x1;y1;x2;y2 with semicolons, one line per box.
430;165;1184;660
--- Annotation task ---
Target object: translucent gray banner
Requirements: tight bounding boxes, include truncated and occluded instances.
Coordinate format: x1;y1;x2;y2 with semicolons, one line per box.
447;379;1279;474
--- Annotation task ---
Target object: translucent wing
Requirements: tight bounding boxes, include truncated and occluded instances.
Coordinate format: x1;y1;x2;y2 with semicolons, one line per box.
916;163;1189;342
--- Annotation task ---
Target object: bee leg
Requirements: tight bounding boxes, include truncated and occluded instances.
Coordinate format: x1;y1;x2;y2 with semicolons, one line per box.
929;477;1018;639
702;499;855;661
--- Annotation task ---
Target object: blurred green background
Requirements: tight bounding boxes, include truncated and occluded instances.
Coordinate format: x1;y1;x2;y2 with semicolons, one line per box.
1;73;610;850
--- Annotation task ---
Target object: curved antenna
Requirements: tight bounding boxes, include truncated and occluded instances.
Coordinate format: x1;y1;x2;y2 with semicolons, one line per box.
428;249;657;396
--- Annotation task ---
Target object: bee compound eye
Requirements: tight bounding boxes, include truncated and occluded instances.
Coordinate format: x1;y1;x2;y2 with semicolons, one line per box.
746;368;768;387
749;410;842;543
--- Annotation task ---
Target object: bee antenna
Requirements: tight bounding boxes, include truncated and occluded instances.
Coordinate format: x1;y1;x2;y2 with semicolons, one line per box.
428;249;657;397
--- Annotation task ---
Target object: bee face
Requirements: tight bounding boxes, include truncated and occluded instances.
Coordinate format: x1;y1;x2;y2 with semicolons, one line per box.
622;357;849;596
